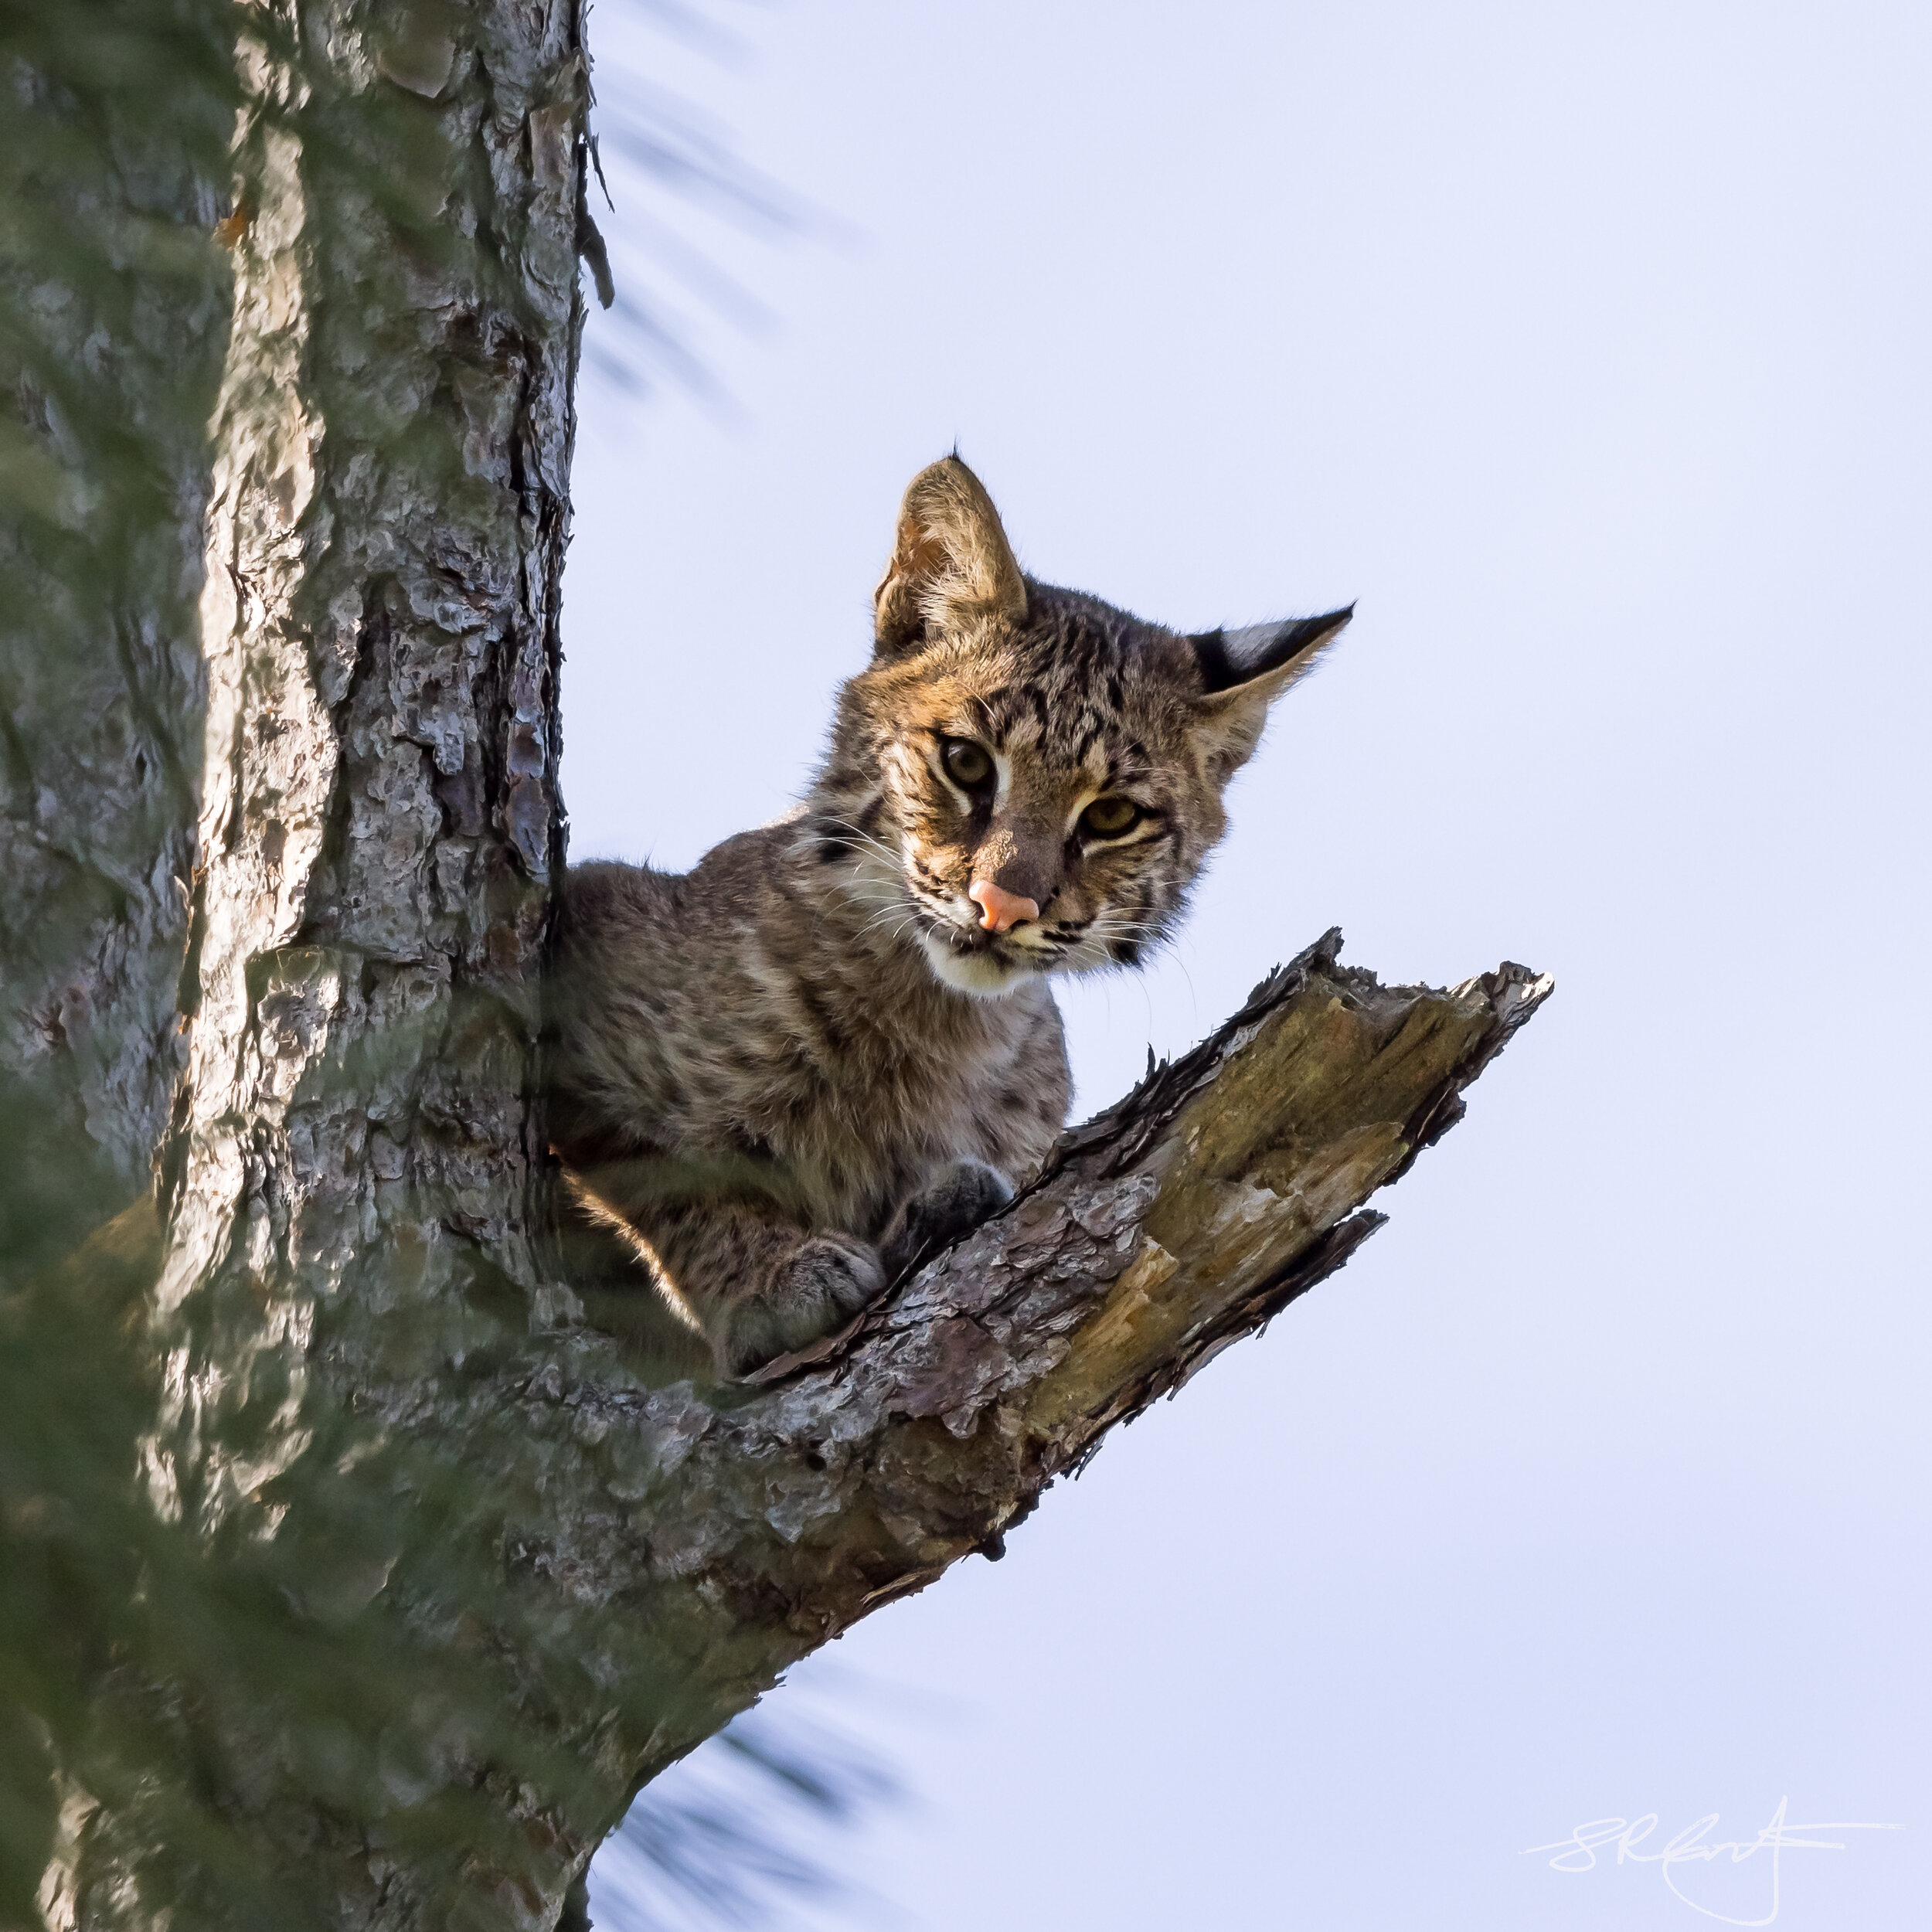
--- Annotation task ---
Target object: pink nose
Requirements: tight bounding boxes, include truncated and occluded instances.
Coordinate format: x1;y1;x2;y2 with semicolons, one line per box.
968;879;1039;934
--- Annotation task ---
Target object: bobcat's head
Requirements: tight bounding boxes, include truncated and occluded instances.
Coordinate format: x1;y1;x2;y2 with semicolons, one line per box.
808;456;1351;997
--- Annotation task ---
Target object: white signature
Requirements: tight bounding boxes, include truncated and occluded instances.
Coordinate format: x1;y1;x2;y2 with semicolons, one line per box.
1522;1798;1899;1926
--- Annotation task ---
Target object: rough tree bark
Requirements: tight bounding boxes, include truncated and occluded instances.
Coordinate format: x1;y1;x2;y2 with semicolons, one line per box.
2;11;240;1921
0;2;233;1210
0;5;1553;1930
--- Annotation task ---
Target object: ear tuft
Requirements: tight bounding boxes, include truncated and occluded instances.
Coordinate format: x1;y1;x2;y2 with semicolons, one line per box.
873;456;1029;656
1189;605;1354;695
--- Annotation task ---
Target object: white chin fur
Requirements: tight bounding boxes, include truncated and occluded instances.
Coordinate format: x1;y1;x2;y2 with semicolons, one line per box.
920;930;1029;998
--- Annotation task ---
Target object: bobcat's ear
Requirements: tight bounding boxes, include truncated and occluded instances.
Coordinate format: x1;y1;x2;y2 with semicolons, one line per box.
873;456;1029;656
1187;605;1354;784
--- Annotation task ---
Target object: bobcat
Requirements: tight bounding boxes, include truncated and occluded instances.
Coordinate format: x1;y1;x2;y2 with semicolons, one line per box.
549;456;1349;1377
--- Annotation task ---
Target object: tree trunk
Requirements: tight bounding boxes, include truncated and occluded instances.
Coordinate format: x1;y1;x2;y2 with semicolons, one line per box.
0;7;1553;1930
8;2;589;1925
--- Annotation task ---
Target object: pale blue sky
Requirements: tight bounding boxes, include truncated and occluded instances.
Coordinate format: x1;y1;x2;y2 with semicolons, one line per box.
569;5;1930;1926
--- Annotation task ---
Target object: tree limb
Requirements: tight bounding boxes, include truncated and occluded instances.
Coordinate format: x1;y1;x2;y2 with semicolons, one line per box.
511;932;1552;1832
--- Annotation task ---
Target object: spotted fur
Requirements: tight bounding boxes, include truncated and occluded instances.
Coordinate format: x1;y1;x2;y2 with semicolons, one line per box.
551;456;1350;1376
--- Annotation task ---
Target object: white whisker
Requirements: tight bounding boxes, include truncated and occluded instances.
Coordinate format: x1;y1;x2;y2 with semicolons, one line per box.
787;812;908;879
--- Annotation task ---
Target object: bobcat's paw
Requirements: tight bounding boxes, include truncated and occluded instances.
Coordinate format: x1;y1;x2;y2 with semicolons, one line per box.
721;1234;886;1378
882;1158;1015;1284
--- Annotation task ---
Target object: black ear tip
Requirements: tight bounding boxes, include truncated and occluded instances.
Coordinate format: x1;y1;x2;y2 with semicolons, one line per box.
1189;604;1355;692
1277;605;1355;655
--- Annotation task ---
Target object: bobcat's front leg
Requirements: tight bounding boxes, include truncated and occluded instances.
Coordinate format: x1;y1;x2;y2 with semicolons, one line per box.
563;1155;1010;1379
880;1158;1015;1284
564;1163;887;1376
716;1159;1015;1372
707;1231;879;1376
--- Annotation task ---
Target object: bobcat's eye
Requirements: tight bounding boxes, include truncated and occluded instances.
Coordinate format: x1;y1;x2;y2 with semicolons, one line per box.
940;737;994;790
1079;796;1141;838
